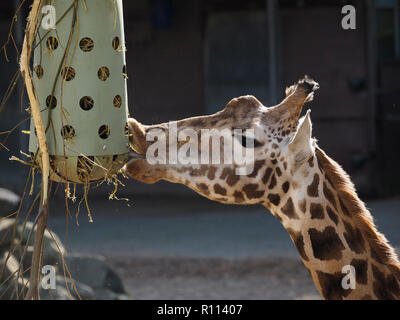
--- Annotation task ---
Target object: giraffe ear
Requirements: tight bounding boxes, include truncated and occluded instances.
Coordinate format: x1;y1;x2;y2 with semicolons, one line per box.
289;110;314;167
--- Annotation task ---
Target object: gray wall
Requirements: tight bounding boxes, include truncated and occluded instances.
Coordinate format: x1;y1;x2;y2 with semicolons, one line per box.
0;1;397;198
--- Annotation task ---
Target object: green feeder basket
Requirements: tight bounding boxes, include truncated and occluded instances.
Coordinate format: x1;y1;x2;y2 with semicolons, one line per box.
29;0;129;183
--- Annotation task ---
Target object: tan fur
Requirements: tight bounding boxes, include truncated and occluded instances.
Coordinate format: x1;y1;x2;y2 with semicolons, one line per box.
124;77;400;299
316;147;400;277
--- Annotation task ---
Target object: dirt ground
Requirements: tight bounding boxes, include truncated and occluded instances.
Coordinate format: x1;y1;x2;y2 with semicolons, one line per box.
106;254;320;300
47;194;400;300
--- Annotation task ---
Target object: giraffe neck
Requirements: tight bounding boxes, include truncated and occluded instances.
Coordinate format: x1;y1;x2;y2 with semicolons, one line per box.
265;147;400;300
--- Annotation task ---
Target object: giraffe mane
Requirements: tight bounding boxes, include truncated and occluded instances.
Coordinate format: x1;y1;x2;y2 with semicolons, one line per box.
315;146;400;278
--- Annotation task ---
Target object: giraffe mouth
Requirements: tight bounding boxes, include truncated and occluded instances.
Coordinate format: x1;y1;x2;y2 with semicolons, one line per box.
128;148;146;161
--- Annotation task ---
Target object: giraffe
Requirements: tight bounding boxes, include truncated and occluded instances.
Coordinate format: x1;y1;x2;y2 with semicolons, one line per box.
124;77;400;300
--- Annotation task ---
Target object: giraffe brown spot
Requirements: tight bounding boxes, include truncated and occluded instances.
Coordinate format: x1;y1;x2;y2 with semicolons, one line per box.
308;227;345;261
220;167;240;186
282;181;290;193
370;245;385;264
196;183;209;195
190;165;209;177
368;239;390;265
351;259;368;285
339;197;351;216
316;271;350;300
267;194;280;206
262;167;273;184
316;153;324;172
189;118;205;127
323;182;337;210
283;161;288;170
281;198;299;219
272;143;279;149
308;157;314;168
268;174;277;190
276;167;282;177
307;174;319;197
372;264;400;300
209;118;219;126
287;228;309;261
271;159;277;165
361;295;373;300
326;206;339;225
233;191;244;203
243;184;265;200
247;160;265;178
299;199;307;213
310;203;324;219
207;166;217;180
343;221;365;254
323;170;334;188
213;184;227;196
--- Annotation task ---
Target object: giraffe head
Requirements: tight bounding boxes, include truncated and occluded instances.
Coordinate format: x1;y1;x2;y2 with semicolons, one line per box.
125;77;400;300
124;77;319;206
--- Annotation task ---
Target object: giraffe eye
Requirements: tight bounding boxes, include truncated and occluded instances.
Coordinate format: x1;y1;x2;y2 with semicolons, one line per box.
236;135;263;148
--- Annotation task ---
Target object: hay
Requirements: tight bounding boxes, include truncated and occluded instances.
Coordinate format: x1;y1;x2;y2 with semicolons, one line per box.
79;96;94;111
61;66;76;81
112;36;120;51
46;36;59;52
97;66;110;81
20;0;49;205
1;0;130;300
113;95;122;109
79;37;94;52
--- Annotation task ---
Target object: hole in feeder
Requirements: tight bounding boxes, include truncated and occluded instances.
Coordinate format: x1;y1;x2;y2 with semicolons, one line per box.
80;96;94;111
46;95;57;109
61;125;75;140
98;66;110;81
112;37;120;51
49;155;56;171
62;66;76;81
98;125;110;139
112;154;118;161
124;122;129;136
79;37;94;52
122;65;128;79
34;65;43;79
77;155;94;181
113;95;122;109
46;36;58;51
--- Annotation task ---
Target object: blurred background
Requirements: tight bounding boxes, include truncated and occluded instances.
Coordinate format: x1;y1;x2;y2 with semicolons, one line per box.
0;0;399;299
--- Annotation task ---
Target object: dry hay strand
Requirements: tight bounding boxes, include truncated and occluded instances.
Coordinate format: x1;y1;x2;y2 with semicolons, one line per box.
1;0;130;300
79;36;94;52
97;66;110;81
